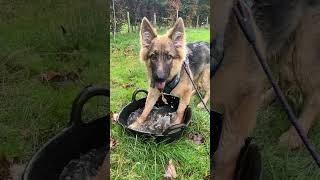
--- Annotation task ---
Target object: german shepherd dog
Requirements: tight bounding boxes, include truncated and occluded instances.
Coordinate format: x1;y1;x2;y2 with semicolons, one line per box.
212;0;320;179
129;17;210;129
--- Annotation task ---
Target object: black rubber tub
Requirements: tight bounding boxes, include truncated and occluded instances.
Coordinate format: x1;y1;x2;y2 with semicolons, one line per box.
22;86;109;180
118;89;192;143
211;110;262;180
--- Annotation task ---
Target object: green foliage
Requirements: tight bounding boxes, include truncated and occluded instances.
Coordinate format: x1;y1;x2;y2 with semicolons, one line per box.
110;0;210;32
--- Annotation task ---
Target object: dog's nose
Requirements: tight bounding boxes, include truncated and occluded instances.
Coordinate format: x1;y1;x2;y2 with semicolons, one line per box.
156;71;165;82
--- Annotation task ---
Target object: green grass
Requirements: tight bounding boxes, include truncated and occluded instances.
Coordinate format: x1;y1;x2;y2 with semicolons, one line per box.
110;28;210;179
0;0;107;162
253;103;320;179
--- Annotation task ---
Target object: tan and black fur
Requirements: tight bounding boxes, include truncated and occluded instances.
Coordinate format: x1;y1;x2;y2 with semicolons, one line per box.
129;17;210;129
212;0;320;179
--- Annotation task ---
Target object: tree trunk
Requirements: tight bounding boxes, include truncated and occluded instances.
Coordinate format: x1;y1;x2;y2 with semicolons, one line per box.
206;16;209;27
176;9;179;19
153;13;156;26
196;15;199;28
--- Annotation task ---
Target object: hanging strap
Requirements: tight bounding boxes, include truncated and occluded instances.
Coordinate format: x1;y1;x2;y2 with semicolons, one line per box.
183;57;210;114
233;0;320;167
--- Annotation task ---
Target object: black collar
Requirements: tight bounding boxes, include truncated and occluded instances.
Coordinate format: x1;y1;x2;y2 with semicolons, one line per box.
163;72;180;94
162;56;192;94
162;56;191;94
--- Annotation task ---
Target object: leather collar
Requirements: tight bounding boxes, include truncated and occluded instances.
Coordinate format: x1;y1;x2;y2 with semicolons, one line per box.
163;72;180;94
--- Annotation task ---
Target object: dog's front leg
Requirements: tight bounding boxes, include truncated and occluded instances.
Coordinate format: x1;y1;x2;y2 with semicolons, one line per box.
173;89;193;124
214;94;259;180
128;87;160;129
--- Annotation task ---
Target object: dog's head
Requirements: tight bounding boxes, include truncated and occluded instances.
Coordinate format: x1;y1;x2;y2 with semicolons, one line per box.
139;17;186;91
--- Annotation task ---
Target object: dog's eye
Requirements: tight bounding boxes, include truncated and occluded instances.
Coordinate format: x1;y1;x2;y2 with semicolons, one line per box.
166;54;173;60
150;54;157;61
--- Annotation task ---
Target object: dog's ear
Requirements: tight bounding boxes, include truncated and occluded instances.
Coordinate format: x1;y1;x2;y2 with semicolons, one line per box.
168;18;185;48
140;17;157;48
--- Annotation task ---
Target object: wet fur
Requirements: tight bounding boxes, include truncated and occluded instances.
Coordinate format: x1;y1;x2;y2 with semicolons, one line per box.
212;0;320;179
129;18;210;128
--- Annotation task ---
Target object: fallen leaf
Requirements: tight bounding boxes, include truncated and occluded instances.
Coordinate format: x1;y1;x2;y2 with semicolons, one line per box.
122;83;134;89
40;70;61;81
188;132;205;145
110;138;118;150
111;112;119;123
40;70;80;87
164;159;177;179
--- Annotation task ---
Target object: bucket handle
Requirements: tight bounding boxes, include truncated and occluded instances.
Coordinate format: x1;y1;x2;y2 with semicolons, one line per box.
162;124;186;136
132;88;148;102
69;85;110;127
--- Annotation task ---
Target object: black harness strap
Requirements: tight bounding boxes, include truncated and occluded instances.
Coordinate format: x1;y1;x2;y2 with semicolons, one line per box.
163;73;180;94
233;0;320;167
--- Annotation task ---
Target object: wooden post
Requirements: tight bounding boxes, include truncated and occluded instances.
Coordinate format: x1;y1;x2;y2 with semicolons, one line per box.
153;13;156;26
112;0;116;41
196;15;199;28
127;12;131;33
206;16;209;27
176;9;179;19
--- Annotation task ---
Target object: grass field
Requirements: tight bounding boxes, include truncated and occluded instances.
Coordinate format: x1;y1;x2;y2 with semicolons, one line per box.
254;103;320;180
110;28;210;179
0;0;107;164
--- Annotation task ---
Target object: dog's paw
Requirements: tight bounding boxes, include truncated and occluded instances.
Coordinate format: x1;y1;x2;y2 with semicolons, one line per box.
128;116;146;129
278;129;303;149
171;114;183;125
197;102;205;109
128;121;141;129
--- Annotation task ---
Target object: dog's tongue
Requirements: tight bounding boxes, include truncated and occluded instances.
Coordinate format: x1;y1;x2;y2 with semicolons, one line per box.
155;82;166;90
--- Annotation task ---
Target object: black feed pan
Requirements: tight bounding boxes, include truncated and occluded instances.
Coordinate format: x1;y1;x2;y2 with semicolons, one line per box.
22;86;109;180
211;110;262;180
118;89;192;143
